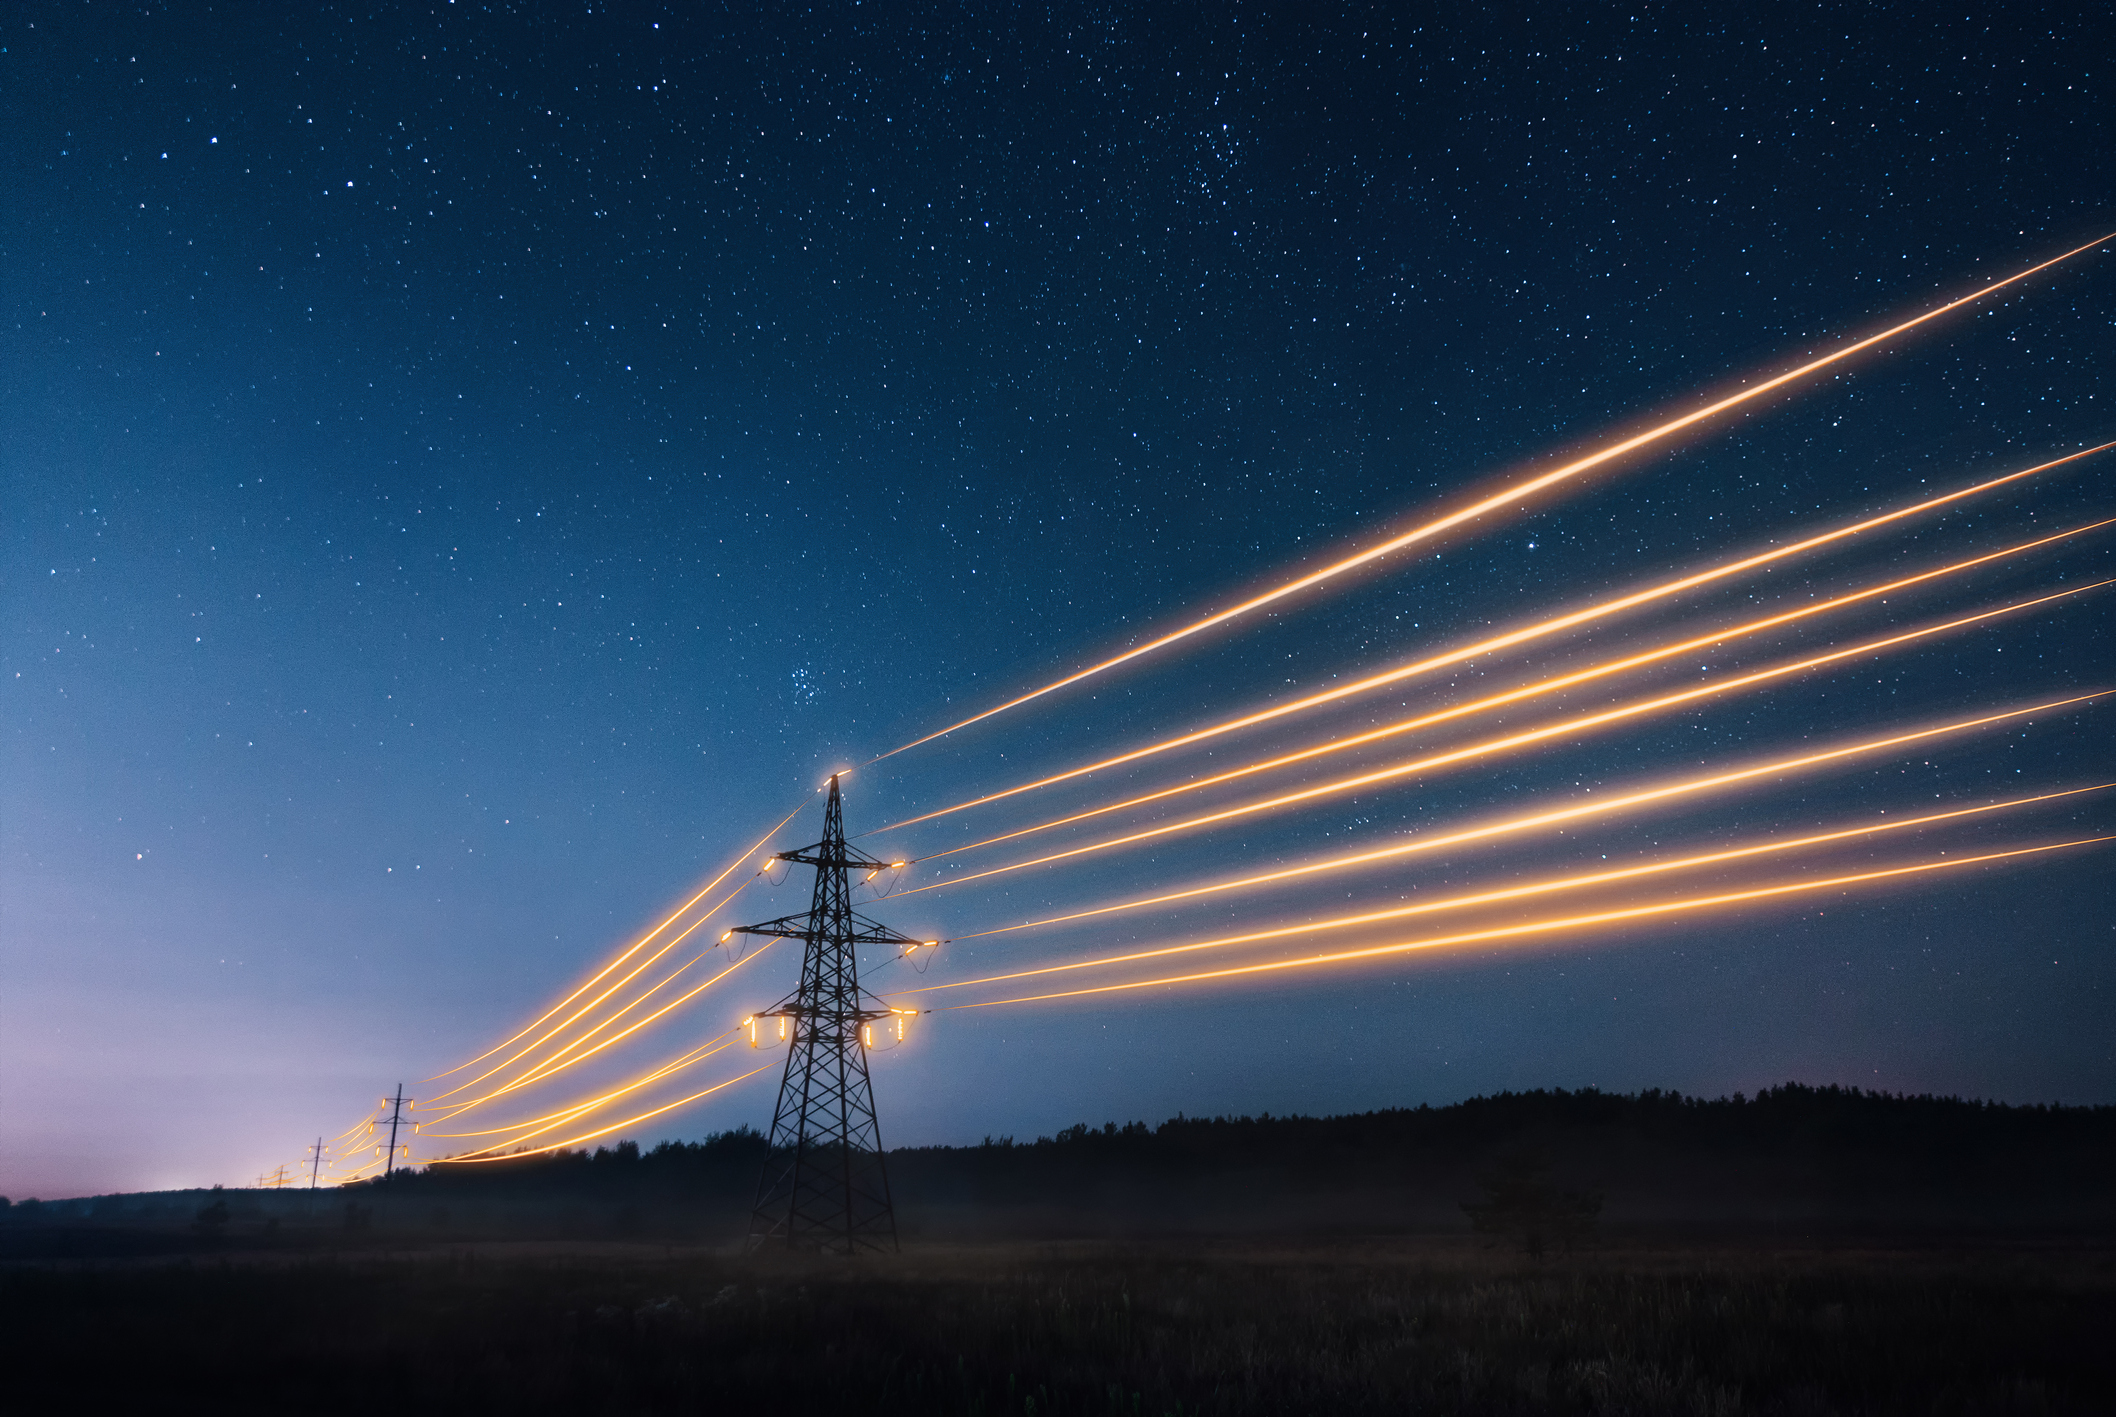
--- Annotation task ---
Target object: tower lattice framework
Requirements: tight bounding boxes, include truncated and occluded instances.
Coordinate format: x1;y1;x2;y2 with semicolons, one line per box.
729;774;920;1254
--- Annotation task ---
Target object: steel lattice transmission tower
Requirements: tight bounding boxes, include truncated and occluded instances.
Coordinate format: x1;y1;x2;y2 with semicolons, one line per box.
729;774;924;1254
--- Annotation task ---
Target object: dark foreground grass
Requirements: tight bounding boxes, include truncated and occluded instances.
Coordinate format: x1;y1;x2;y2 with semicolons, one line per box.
6;1239;2113;1415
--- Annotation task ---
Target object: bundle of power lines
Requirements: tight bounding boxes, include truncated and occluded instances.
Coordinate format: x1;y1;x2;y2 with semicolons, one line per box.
280;232;2116;1183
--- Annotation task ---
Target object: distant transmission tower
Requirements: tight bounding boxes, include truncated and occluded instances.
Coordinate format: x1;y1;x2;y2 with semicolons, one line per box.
380;1084;412;1178
730;774;924;1254
306;1136;327;1190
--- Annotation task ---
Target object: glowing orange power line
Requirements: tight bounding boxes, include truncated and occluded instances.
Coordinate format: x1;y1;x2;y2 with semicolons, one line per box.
424;803;808;1083
942;691;2108;937
419;1035;740;1140
483;937;781;1100
899;583;2110;898
315;1103;394;1164
429;941;776;1119
443;922;760;1111
906;785;2108;994
328;1115;373;1144
425;871;763;1108
954;838;2116;1009
424;1030;738;1135
432;1064;779;1164
914;519;2116;865
432;1045;737;1148
876;446;2111;835
869;236;2115;765
436;893;765;1104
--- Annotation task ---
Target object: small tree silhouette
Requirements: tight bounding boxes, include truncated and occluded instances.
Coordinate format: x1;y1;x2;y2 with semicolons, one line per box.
192;1194;231;1241
1462;1152;1603;1258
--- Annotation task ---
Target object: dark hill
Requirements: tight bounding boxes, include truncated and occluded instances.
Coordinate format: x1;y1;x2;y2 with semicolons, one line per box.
11;1084;2112;1254
888;1083;2116;1238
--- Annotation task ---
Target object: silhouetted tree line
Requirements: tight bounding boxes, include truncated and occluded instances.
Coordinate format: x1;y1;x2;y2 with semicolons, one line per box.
348;1083;2116;1239
911;1083;2115;1164
11;1085;2113;1251
378;1125;771;1204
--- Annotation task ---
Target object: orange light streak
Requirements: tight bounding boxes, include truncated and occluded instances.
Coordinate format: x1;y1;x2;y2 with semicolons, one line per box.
428;942;775;1120
420;1035;739;1140
474;899;754;1071
424;803;808;1082
906;786;2108;994
482;936;760;1092
313;1110;391;1170
944;692;2108;935
877;448;2112;835
915;521;2116;865
899;584;2110;897
434;1065;778;1164
870;237;2115;765
332;1151;389;1181
454;1037;739;1139
481;937;780;1099
955;838;2115;1009
425;871;762;1108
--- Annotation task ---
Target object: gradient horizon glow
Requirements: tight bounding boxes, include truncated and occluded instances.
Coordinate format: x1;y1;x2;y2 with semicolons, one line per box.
5;3;2112;1199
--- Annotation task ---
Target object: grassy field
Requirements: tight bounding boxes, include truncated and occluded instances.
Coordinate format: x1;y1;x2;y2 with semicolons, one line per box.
7;1236;2112;1414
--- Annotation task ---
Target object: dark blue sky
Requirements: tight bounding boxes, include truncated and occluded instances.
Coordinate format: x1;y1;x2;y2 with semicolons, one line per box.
4;2;2111;1197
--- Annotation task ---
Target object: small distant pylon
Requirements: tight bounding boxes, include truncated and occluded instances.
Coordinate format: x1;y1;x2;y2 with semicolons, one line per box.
729;774;924;1255
380;1084;413;1178
260;1164;291;1189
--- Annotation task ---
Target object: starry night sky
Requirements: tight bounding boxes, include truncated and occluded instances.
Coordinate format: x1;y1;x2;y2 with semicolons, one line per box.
5;2;2112;1198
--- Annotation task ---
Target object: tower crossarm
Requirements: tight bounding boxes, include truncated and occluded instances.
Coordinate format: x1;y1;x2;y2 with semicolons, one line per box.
728;915;929;952
726;913;819;941
753;999;897;1024
772;842;901;874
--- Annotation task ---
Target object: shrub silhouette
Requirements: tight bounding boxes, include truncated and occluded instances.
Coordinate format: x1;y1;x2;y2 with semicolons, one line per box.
1462;1152;1602;1257
191;1196;231;1240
